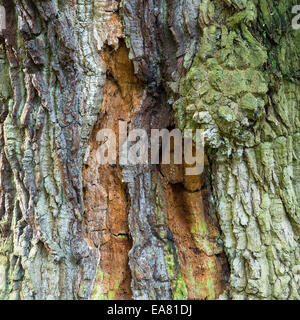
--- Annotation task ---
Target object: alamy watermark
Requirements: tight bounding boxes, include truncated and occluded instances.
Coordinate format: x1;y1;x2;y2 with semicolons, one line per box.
0;5;5;34
95;121;204;176
292;5;300;30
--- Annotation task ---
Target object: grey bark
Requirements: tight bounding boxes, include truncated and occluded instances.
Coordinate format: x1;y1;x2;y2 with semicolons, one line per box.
0;0;104;299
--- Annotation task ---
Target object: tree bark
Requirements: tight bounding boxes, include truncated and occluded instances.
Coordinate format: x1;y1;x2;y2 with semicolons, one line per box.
173;0;300;299
0;0;103;299
0;0;299;300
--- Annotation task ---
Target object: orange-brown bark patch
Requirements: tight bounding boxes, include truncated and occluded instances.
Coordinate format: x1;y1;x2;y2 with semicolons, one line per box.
83;43;144;300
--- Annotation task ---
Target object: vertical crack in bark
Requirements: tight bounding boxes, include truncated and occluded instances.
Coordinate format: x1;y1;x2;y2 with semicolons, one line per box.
121;0;229;300
165;169;230;299
83;42;144;300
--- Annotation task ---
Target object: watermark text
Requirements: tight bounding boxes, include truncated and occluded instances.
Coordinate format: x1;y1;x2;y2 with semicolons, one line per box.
95;121;204;176
292;5;300;30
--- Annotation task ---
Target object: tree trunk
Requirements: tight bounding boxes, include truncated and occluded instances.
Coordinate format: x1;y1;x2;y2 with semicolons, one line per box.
0;0;299;300
173;0;300;299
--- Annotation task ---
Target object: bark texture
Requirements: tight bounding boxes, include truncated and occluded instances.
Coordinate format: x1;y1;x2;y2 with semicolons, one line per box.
121;0;228;300
0;0;104;299
0;0;299;300
174;0;300;299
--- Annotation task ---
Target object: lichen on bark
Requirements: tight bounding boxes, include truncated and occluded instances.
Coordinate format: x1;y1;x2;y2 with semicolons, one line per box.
1;0;299;301
173;0;300;299
120;0;229;300
0;0;104;299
